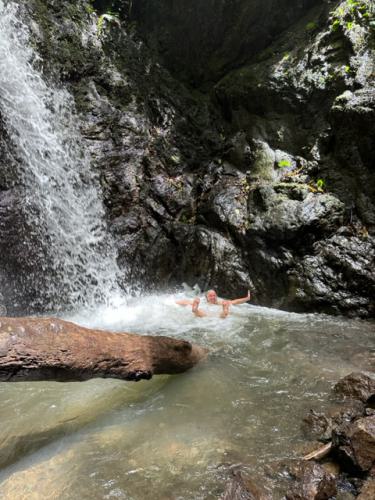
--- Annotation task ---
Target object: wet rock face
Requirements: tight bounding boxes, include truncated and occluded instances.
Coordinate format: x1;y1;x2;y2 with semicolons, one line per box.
285;461;337;500
358;479;375;500
0;0;374;316
96;0;375;317
302;400;366;442
132;0;320;85
333;415;375;473
221;469;271;500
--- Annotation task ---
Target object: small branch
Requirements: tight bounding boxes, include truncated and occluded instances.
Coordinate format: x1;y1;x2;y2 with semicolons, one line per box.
303;442;332;461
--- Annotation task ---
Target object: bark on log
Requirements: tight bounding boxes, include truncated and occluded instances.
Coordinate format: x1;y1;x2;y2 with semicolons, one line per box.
0;316;208;382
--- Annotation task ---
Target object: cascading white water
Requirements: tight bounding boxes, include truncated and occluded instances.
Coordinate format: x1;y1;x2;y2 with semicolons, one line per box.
0;0;123;310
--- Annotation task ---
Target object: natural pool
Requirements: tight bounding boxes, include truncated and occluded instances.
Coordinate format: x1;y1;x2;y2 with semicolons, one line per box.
0;295;374;499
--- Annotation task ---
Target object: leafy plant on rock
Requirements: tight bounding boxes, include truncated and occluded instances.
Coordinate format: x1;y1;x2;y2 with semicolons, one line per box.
277;159;292;169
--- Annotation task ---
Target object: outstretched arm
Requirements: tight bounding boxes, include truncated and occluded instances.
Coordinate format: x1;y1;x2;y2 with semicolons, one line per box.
192;297;207;317
175;299;194;306
220;300;230;319
229;290;251;305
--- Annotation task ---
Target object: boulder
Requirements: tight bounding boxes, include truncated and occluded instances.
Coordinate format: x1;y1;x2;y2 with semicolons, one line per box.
357;479;375;500
302;410;334;442
302;401;365;441
221;469;271;500
333;416;375;472
334;373;375;403
286;461;337;500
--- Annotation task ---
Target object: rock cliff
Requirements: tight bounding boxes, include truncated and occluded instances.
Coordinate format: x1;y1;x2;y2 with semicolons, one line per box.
0;0;374;316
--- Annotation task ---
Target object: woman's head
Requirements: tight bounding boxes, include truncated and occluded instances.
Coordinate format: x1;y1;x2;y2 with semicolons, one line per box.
205;289;218;304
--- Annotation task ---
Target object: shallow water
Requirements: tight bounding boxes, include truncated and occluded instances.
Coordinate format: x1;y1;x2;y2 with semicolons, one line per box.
0;295;374;499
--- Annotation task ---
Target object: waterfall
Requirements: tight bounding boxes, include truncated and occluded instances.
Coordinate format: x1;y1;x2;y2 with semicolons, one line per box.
0;0;123;312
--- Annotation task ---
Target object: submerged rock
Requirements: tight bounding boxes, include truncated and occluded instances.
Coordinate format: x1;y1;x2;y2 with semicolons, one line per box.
334;373;375;403
221;469;271;500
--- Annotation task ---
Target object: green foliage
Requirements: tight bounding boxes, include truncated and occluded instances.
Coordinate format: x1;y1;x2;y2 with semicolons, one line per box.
332;18;341;31
308;178;326;193
347;0;360;7
277;159;292;168
330;0;375;33
97;14;105;33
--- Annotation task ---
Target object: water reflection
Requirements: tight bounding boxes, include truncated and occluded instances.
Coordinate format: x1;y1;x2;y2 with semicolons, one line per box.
0;295;374;499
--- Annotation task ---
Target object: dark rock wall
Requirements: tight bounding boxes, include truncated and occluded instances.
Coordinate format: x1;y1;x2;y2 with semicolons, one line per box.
0;0;374;317
130;0;375;316
132;0;320;86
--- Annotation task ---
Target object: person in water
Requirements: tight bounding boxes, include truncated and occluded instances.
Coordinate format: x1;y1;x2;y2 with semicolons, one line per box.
176;289;251;319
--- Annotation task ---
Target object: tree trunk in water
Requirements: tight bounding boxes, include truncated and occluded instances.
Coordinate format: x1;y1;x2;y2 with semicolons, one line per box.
0;316;207;382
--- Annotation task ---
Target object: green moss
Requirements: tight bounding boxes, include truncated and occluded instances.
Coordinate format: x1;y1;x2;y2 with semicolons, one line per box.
305;21;318;32
29;1;103;82
179;213;195;225
254;45;276;63
85;4;95;15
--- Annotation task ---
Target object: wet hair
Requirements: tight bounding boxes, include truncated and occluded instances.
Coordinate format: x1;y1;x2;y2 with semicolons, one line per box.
205;290;217;301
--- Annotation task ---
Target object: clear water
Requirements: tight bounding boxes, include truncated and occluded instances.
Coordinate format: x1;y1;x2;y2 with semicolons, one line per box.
0;295;373;499
0;0;122;311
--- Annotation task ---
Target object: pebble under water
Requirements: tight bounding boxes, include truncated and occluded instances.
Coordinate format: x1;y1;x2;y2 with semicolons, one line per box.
0;294;374;499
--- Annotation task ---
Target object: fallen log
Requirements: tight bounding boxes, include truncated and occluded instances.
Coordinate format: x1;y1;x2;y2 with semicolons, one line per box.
0;316;208;382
